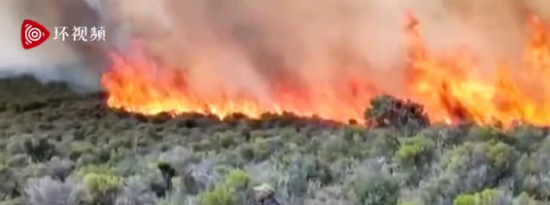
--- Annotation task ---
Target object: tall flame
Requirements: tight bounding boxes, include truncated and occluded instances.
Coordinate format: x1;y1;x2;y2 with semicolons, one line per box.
405;15;550;126
101;14;550;126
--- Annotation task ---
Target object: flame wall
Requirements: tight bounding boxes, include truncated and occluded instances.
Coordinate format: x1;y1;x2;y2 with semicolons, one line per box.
2;0;550;124
100;0;550;124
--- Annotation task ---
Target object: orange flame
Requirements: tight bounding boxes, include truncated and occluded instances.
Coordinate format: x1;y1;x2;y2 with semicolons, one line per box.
405;15;550;126
101;14;550;127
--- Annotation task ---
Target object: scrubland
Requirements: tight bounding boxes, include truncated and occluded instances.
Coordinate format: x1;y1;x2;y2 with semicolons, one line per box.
0;76;548;205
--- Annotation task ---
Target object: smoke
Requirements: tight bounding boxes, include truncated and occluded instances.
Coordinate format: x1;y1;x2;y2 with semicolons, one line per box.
1;0;550;97
0;0;108;92
98;0;550;104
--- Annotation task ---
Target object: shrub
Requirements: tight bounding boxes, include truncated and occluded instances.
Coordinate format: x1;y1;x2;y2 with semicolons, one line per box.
68;142;96;161
395;134;435;185
465;126;508;143
222;169;250;188
395;134;435;168
23;138;56;162
114;176;158;205
365;95;429;135
486;141;517;171
197;169;251;205
318;135;352;162
84;173;122;193
25;176;84;205
349;169;399;205
211;131;245;150
198;185;234;205
0;197;26;205
45;157;74;182
83;173;122;205
513;192;544;205
76;164;115;178
367;129;400;157
507;125;546;152
249;137;286;162
0;167;19;199
514;153;550;200
453;189;512;205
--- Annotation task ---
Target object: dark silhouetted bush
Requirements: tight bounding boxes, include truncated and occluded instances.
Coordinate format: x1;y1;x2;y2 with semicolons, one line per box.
365;95;429;135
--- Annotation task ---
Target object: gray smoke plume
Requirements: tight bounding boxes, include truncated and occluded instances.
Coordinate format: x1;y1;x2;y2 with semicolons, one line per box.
0;0;112;92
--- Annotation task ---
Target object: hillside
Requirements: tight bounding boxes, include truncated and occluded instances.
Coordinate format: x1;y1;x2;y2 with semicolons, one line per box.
0;76;548;205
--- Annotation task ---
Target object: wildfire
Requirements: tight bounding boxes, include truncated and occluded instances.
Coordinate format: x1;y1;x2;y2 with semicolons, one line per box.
405;14;550;126
101;14;550;127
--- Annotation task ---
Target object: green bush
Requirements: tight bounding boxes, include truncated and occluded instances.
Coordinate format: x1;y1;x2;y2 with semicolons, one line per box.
368;129;400;157
198;169;251;205
83;173;121;194
513;192;543;205
350;173;399;205
76;164;115;178
453;189;505;205
486;141;517;170
83;173;122;205
508;125;546;152
198;185;235;205
395;134;435;168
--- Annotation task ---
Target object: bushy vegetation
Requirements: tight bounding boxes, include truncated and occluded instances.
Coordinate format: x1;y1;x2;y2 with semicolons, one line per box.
0;76;550;205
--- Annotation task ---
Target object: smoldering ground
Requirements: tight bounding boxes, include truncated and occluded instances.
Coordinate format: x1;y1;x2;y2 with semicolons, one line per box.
0;0;549;97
